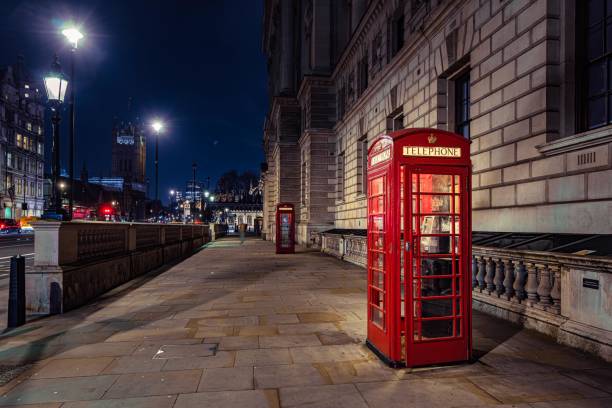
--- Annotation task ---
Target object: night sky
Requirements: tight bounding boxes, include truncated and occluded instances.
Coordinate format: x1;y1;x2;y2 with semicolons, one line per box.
0;0;267;203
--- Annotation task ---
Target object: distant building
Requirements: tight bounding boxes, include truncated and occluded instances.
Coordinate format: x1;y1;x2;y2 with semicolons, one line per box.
111;118;146;185
0;55;45;219
184;180;203;203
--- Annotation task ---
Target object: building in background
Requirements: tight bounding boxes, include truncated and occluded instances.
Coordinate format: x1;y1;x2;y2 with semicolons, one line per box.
109;112;147;219
0;55;46;219
262;0;612;243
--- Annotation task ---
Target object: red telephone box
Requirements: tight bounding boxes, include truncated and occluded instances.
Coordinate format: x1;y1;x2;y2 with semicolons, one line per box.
366;128;472;367
275;203;295;254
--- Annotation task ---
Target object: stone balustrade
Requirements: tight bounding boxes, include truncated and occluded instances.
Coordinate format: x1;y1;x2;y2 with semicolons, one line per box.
319;231;612;361
29;221;211;315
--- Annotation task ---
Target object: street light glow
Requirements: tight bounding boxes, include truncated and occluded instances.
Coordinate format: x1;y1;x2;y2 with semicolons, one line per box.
170;189;175;195
151;120;164;133
204;191;210;198
62;27;84;48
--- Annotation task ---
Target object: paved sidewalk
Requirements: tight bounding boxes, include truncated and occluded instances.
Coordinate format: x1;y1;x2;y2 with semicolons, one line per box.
0;238;610;407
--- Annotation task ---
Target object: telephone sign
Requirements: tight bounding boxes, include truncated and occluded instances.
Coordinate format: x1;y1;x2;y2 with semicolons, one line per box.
366;128;472;368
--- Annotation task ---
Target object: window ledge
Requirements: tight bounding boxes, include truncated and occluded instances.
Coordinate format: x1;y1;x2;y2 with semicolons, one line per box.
538;125;612;156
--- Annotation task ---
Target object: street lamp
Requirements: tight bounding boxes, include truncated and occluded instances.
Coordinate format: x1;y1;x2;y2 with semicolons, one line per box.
151;120;164;202
43;55;68;216
62;26;84;221
204;190;210;198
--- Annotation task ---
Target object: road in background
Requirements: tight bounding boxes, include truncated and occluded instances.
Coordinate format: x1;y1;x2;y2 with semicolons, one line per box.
0;234;35;329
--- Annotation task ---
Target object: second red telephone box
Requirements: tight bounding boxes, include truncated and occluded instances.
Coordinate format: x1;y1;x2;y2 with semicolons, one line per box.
366;128;472;368
275;203;295;254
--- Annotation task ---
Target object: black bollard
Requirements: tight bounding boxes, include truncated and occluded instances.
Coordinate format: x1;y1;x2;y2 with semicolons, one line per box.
7;255;26;328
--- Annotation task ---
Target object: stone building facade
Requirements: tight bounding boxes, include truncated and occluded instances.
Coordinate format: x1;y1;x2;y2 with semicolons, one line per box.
0;56;46;219
262;0;612;244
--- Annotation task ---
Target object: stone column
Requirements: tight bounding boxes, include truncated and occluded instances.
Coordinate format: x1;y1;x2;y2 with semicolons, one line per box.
280;0;295;94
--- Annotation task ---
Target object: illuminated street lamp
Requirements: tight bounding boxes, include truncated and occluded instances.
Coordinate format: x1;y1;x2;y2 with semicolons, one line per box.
151;120;164;202
209;195;215;202
62;26;84;221
44;56;68;216
204;190;210;198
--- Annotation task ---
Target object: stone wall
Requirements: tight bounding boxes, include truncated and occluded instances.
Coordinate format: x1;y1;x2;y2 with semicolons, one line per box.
27;222;211;315
331;0;612;233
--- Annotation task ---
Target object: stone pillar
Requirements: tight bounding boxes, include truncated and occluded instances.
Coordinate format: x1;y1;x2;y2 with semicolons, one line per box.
280;0;295;94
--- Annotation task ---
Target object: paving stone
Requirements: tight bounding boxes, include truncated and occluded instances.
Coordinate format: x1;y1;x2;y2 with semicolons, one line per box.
319;360;399;383
52;343;139;359
468;372;610;403
290;344;370;363
560;368;612;394
104;370;201;398
173;390;271;408
531;398;612;408
260;314;299;325
101;356;166;374
254;364;328;388
162;351;235;371
259;334;321;348
279;384;368;408
194;327;235;338
275;318;334;331
61;395;177;408
218;336;259;351
153;344;217;359
357;378;499;407
0;376;118;405
238;326;278;336
31;357;114;379
234;348;292;366
198;367;253;391
297;312;345;323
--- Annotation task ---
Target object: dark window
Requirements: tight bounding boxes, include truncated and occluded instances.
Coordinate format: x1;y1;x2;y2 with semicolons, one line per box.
387;108;404;131
581;0;612;130
455;73;470;138
389;5;405;60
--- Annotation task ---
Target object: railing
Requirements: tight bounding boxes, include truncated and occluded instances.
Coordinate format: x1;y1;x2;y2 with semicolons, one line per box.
472;247;562;315
29;221;212;314
77;227;127;262
320;232;366;267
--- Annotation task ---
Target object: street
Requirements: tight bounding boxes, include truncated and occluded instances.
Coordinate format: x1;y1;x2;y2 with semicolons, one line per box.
0;233;34;329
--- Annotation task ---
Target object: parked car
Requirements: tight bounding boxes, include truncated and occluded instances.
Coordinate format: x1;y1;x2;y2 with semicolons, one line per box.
0;219;21;234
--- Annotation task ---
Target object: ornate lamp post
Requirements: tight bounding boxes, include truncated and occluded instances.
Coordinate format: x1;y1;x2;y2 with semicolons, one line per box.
61;27;84;220
43;56;69;216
